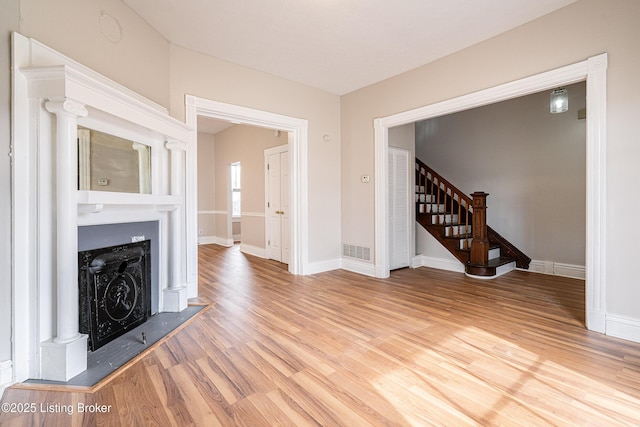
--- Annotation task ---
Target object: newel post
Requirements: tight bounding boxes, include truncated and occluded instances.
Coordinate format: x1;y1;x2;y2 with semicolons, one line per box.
470;192;490;265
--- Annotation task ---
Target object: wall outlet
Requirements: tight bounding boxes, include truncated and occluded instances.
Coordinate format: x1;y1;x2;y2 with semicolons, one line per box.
198;229;203;235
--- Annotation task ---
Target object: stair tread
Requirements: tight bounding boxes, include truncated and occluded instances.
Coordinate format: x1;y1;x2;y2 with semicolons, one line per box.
466;256;515;268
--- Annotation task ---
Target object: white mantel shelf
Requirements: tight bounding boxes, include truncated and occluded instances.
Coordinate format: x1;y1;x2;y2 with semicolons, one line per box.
77;190;180;206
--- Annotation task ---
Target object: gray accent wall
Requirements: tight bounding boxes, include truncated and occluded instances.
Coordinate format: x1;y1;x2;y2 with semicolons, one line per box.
415;82;586;266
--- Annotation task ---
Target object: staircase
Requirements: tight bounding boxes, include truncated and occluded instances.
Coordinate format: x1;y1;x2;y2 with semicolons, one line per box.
415;158;530;278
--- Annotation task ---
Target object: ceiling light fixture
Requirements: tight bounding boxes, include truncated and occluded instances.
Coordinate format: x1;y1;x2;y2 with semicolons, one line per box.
550;88;568;113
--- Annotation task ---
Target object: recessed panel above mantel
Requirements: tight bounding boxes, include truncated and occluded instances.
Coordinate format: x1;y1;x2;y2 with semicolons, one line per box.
78;126;151;194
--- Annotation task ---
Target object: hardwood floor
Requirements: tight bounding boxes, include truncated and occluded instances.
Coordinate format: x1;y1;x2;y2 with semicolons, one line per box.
2;244;640;426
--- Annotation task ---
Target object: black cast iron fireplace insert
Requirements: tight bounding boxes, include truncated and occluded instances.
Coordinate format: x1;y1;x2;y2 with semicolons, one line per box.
78;240;151;351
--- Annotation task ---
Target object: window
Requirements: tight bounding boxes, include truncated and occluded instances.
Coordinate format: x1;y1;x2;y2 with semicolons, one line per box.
231;162;241;218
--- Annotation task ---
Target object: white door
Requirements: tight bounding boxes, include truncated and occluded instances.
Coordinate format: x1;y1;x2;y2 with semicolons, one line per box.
388;147;411;269
281;151;290;264
266;145;290;264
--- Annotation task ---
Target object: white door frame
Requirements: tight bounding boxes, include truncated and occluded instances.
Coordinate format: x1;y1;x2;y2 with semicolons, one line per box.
186;96;309;275
374;54;608;333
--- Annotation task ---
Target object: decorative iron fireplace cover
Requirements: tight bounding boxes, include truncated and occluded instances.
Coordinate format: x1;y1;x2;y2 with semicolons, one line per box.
79;240;151;351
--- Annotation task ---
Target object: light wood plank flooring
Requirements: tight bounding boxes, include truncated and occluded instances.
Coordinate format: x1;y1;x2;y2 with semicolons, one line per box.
2;244;640;426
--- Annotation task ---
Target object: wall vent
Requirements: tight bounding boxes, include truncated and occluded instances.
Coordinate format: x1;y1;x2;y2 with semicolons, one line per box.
343;244;371;261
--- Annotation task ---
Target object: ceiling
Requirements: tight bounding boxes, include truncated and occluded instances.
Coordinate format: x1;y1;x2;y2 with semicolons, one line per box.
123;0;576;96
196;115;234;135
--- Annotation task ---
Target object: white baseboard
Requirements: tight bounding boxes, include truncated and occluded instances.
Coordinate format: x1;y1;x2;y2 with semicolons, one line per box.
305;258;341;275
341;258;376;277
209;237;234;247
240;243;266;259
1;360;12;387
198;235;217;245
412;255;465;273
606;314;640;344
528;260;585;279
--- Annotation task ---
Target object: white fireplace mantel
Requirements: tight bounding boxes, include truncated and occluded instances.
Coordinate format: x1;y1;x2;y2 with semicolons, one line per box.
12;34;195;382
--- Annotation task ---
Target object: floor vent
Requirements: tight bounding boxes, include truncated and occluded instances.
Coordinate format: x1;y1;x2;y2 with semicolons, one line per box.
343;244;371;261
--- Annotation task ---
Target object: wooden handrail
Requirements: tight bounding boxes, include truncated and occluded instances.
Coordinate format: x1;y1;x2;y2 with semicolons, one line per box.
416;158;473;225
415;158;472;248
415;158;473;210
415;157;531;271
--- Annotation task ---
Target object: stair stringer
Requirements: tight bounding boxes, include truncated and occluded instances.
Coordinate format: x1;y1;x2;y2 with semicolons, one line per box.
415;158;530;278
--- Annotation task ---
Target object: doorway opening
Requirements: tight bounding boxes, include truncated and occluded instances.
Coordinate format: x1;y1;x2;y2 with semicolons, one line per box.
374;54;608;333
186;96;309;275
230;161;242;243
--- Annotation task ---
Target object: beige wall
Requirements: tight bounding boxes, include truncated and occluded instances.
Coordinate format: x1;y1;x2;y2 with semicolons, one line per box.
18;0;170;107
212;125;287;249
1;0;20;364
197;132;216;238
415;82;586;266
13;0;343;265
389;123;415;153
170;45;342;263
341;0;640;318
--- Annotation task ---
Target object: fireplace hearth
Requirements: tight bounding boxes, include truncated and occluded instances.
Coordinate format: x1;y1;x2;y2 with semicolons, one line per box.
79;241;151;351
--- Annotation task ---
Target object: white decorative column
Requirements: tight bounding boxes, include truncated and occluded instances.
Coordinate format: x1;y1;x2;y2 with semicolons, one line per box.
163;140;188;312
132;142;151;194
40;98;89;381
77;128;91;190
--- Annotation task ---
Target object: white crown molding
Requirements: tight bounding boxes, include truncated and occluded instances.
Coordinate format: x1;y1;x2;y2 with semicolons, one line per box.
21;65;192;142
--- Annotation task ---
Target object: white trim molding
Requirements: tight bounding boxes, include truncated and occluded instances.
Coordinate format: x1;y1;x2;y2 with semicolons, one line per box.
306;258;342;275
606;315;640;344
411;255;465;273
186;96;309;275
197;236;218;245
0;360;12;387
528;260;586;279
374;53;608;334
242;212;266;218
341;258;377;277
240;243;266;259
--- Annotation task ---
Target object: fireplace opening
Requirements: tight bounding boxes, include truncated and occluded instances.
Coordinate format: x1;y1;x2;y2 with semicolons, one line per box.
79;240;151;351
